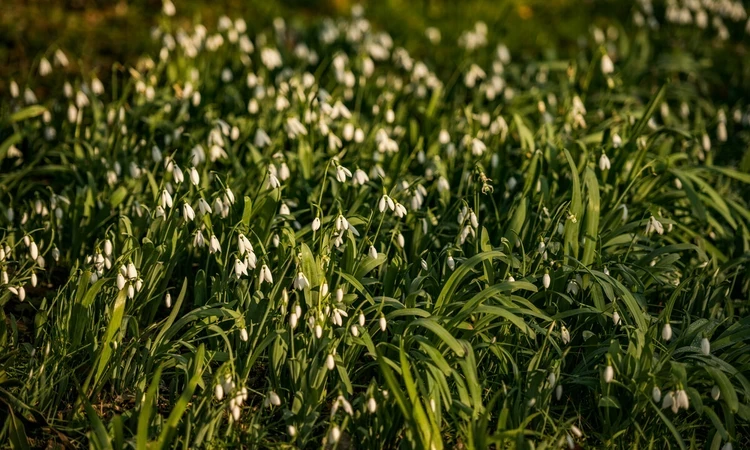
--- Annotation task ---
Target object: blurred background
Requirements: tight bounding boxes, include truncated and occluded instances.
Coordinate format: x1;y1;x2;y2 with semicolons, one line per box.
1;0;625;87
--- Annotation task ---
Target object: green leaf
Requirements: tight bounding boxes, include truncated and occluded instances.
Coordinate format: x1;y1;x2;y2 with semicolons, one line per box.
9;105;47;123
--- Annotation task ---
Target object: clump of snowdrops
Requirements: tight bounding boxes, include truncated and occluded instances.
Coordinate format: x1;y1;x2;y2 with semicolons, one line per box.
1;2;749;449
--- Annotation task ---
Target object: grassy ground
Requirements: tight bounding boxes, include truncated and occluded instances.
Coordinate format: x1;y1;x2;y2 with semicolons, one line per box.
2;0;750;448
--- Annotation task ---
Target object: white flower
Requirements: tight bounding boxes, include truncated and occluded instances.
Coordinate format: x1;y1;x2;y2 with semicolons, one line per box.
268;170;281;189
447;255;455;270
116;273;126;290
198;198;212;215
240;327;249;342
471;138;486;156
160;189;173;209
172;165;184;184
367;397;377;413
294;271;309;290
543;273;551;289
711;385;721;401
209;235;222;254
353;169;369;186
329;426;341;443
662;323;672;341
612;133;622;148
30;241;39;260
652;386;662;403
676;389;689;410
326;354;336;370
39;58;52;76
260;265;273;285
378;195;395;212
604;365;614;383
601;54;614;75
234;258;248;279
700;337;711;356
162;0;176;16
646;215;664;235
215;383;224;401
189;167;200;186
394;203;407;218
335;164;352;183
599;153;611;171
127;262;138;280
379;315;387;332
285;117;308;138
335;215;349;231
613;311;621;326
183;202;195;222
224;188;235;205
193;230;206;248
368;246;378;259
312;217;321;231
267;390;282;407
254;128;271;147
561;325;571;345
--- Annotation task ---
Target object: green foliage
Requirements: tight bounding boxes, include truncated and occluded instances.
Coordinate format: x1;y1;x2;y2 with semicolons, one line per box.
1;1;749;449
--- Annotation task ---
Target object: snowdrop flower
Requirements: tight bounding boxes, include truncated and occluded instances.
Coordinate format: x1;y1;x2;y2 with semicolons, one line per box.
326;354;336;370
543;273;551;289
329;426;341;443
234;258;248;279
260;265;273;284
285;117;307;138
197;198;212;215
700;337;711;356
601;54;614;74
612;133;622;148
172;165;184;184
396;233;405;248
183;202;195;222
193;230;206;248
312;217;321;231
335;215;349;231
447;255;455;270
394;203;407;218
29;241;39;260
353;169;369;186
599;153;611;171
278;163;290;181
471;138;486;156
188;167;200;186
652;386;662;403
160;189;173;209
378;195;395;212
266;391;282;407
662;323;673;341
39;58;52;76
368;246;378;259
335;164;352;182
613;311;621;326
209;235;221;254
379;315;387;332
646;215;664;235
712;385;721;401
254;128;271;147
561;325;571;345
620;204;629;222
268;169;281;189
604;365;614;383
676;389;689;410
279;203;291;215
294;271;309;290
